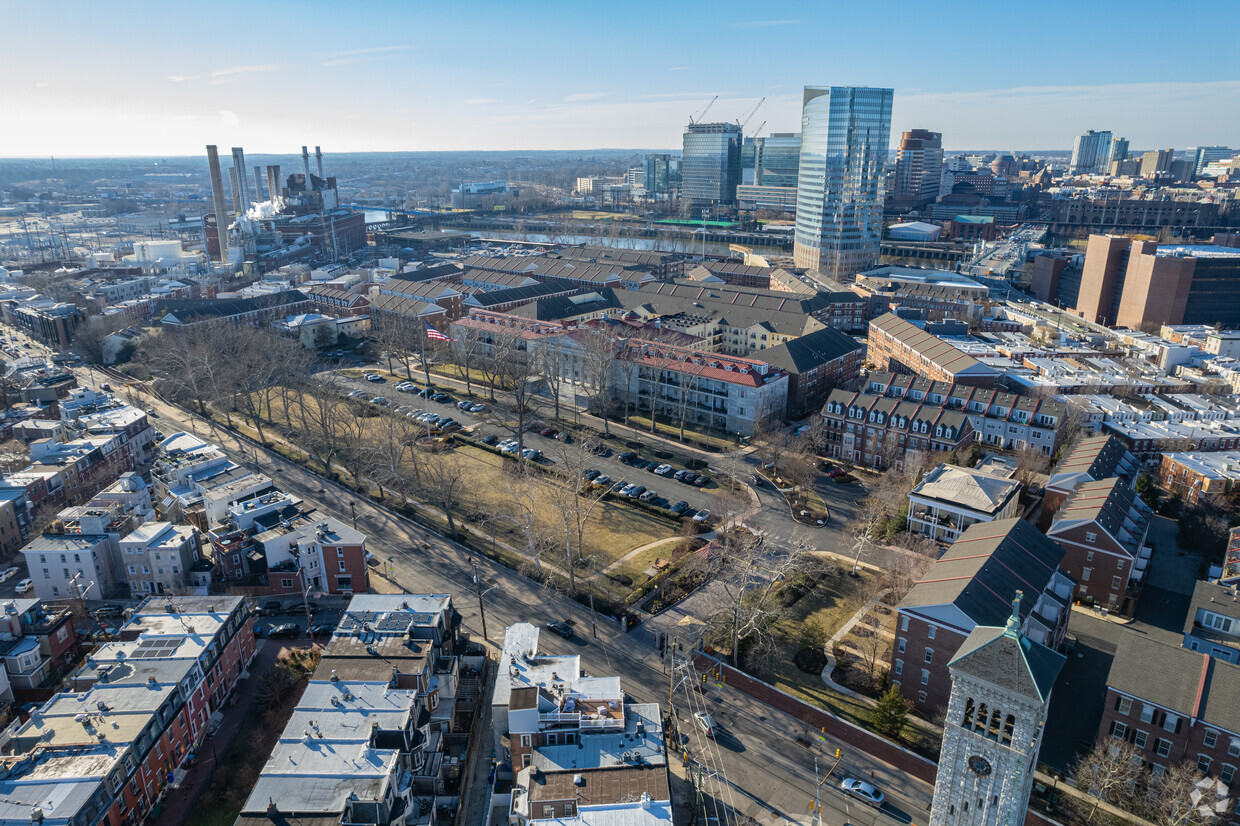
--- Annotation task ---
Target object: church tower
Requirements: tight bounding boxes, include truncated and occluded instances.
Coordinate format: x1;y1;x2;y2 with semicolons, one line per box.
929;591;1066;826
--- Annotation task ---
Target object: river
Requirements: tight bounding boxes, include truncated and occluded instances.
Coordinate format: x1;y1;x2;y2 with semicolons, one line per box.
465;229;786;258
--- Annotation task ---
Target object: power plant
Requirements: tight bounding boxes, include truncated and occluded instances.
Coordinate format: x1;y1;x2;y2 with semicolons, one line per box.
204;144;364;269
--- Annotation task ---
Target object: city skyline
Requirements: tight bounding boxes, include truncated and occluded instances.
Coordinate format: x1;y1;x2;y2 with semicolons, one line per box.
4;0;1238;157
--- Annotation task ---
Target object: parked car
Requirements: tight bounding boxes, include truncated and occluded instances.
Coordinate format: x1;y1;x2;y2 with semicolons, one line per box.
825;466;845;478
750;474;763;486
480;434;500;446
417;387;434;397
670;501;690;515
0;567;19;583
101;383;113;392
257;600;283;616
673;469;691;481
395;382;414;392
364;373;384;382
370;397;389;406
265;623;300;639
556;432;573;443
439;420;462;432
457;400;473;410
619;483;637;497
582;469;601;482
591;474;611;488
609;479;628;492
692;509;711;523
521;448;541;460
347;389;367;398
589;444;611;457
619;452;638;464
431;393;452;403
639;490;659;503
840;779;884;808
693;711;717;737
309;624;336;638
627;485;646;499
654;464;674;476
283;602;318;615
692;475;710;487
499;440;520;455
540;427;558;438
93;604;124;618
469;403;486;413
545;620;574;639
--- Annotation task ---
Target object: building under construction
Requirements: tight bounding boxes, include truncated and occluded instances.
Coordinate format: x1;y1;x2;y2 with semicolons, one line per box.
204;144;366;269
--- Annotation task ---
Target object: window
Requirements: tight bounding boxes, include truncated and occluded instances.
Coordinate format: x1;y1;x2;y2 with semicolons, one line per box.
63;568;70;579
1140;704;1155;724
1156;738;1172;758
1117;697;1132;715
128;566;136;575
1112;576;1123;590
338;561;346;572
1082;567;1092;582
898;638;906;653
1163;713;1180;733
1086;531;1097;543
1206;730;1219;748
546;733;557;746
521;754;531;767
1229;738;1240;758
901;616;909;632
1134;730;1147;749
564;803;576;818
281;578;293;588
920;669;930;685
894;659;903;676
918;691;927;704
924;648;933;664
1087;551;1094;562
1222;764;1235;784
1111;721;1128;740
1199;754;1212;773
520;735;531;747
336;548;344;557
927;625;936;640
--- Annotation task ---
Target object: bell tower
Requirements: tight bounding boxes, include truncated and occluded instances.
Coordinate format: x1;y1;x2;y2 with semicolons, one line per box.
929;591;1066;826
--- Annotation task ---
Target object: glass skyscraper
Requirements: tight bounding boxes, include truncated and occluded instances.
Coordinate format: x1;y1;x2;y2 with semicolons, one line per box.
643;153;671;193
793;86;893;280
1068;129;1113;175
754;133;802;188
681;122;742;207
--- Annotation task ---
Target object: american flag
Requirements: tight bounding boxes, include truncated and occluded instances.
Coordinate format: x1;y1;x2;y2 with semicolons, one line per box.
425;323;453;342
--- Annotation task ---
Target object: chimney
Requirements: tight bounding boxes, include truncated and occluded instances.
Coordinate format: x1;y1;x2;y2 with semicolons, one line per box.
267;165;281;202
229;165;242;216
205;145;230;260
301;146;312;187
315;146;324;180
254;165;265;202
231;147;249;209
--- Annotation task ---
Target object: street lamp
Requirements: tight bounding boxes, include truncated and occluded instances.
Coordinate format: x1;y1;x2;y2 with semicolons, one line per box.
348;500;357;531
296;568;315;640
469;557;500;643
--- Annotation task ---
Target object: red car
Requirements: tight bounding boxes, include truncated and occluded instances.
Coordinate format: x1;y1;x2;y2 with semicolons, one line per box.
540;427;558;438
825;467;845;478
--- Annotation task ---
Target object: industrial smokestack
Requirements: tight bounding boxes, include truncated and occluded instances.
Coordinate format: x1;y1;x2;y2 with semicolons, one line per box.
315;146;324;180
267;165;281;202
229;166;242;215
254;165;265;202
231;147;249;209
301;145;312;188
205;145;230;259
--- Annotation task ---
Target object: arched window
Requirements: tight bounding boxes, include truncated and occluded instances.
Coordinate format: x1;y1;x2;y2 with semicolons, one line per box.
962;697;975;727
989;709;1002;740
975;703;988;732
1003;714;1016;745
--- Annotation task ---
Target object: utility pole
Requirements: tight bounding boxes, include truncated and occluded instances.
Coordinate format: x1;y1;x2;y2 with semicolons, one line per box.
348;500;357;531
469;557;499;643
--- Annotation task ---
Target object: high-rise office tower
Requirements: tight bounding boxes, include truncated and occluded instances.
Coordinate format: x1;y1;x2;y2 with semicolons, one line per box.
643;153;671;193
792;86;893;280
1069;129;1113;175
1139;149;1174;177
1109;137;1129;164
1190;146;1233;176
892;128;943;203
681;122;742;207
753;133;802;187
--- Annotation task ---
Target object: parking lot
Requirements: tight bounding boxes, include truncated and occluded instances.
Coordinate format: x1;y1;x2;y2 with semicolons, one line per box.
331;371;734;517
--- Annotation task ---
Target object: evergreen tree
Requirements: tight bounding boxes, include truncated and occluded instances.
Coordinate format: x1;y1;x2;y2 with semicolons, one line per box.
873;685;912;739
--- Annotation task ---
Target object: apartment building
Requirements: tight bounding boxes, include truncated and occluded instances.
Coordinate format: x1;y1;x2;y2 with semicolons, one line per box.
820;389;974;471
864;371;1067;456
892;519;1074;713
237;594;473;826
1046;476;1151;614
1099;635;1240;804
156;290;312;333
21;532;119;602
119;522;201;597
762;325;864;419
494;623;673;826
1041;435;1140;527
1183;580;1240;664
0;598;79;693
854;266;988;323
634;279;868;336
1159;451;1240;504
906;461;1022;543
867;313;1001;387
0;596;255;826
253;514;369;596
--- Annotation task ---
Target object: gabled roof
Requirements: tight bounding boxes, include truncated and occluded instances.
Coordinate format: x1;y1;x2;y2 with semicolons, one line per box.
869;312;998;378
1106;634;1240;734
156;290;309;324
909;463;1022;515
950;614;1065;704
1047;435;1138;494
762;326;863;374
508;288;625;321
1047;476;1148;556
899;518;1065;629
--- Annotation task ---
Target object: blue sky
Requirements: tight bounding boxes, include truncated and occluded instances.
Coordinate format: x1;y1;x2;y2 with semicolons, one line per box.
3;0;1236;156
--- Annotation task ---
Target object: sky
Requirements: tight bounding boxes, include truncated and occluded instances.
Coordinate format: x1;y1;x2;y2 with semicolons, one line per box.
2;0;1236;157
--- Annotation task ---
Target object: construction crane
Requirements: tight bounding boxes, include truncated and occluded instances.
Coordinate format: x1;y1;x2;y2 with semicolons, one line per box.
751;120;767;139
689;95;718;124
738;97;765;132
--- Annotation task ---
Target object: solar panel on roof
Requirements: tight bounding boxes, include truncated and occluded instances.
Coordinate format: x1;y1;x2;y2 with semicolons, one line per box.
132;637;184;659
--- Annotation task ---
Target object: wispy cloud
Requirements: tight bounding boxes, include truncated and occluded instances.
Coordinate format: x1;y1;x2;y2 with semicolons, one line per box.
732;19;801;27
219;110;240;127
463;98;499;106
668;66;691;72
565;92;611;102
526;98;538;105
169;64;283;82
322;45;413;67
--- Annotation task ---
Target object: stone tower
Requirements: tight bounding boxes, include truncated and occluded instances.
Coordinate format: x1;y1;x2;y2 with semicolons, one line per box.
929;592;1066;826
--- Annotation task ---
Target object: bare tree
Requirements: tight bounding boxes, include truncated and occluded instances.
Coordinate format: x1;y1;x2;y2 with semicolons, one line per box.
495;462;557;579
1014;445;1050;490
477;329;518;402
576;325;621;436
297;386;350;475
1069;739;1144;824
490;348;544;455
1152;761;1232;826
545;435;612;595
70;315;126;365
882;535;938;602
451;323;487;398
371;411;421;504
421;449;468;538
533;340;568;421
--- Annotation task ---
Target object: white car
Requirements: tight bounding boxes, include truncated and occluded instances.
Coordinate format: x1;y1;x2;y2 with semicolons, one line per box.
15;578;32;595
840;779;884;808
0;567;19;583
692;509;711;523
347;389;367;399
692;711;717;737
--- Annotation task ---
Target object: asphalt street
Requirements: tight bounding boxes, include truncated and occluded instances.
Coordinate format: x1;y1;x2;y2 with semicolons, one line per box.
118;380;934;826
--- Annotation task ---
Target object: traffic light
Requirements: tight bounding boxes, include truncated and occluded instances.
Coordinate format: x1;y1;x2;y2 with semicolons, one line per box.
835;748;842;759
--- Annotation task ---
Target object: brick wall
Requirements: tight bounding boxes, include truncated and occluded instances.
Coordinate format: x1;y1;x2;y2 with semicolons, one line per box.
891;614;966;716
692;651;938;785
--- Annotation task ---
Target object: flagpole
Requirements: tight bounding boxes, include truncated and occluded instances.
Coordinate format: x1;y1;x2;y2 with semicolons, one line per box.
421;322;431;442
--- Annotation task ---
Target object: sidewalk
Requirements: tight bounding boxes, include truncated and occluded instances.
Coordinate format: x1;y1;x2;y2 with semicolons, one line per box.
152;640;281;826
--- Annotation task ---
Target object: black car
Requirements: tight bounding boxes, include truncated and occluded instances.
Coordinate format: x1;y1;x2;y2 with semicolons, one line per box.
309;624;336;638
265;623;300;639
257;600;283;616
582;469;601;482
618;452;638;464
417;388;434;398
432;393;452;403
480;434;499;446
589;444;612;457
93;604;124;618
283;602;318;615
546;621;574;639
669;501;690;514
